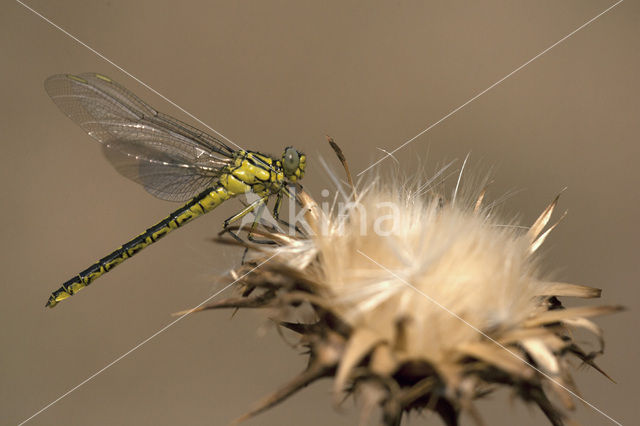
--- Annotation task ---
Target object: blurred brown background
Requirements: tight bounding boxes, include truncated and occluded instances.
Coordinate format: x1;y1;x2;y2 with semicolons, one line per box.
1;1;638;425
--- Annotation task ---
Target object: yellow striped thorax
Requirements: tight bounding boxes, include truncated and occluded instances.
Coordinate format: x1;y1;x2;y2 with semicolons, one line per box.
225;148;306;196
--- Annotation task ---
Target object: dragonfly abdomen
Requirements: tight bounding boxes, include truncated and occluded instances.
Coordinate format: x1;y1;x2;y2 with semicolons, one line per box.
45;185;231;307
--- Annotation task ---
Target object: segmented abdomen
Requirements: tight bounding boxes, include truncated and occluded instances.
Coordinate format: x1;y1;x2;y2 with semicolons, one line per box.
45;185;230;307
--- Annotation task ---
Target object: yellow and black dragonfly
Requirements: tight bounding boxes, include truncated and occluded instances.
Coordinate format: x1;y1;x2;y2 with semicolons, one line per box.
44;73;306;308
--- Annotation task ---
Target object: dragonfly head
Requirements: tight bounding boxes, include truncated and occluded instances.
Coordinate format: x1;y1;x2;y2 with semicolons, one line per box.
281;147;306;182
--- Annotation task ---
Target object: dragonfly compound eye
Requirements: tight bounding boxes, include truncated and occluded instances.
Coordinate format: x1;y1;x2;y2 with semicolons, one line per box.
282;147;300;179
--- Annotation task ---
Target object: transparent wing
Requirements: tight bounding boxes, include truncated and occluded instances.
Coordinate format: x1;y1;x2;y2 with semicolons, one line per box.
45;73;235;202
101;142;224;202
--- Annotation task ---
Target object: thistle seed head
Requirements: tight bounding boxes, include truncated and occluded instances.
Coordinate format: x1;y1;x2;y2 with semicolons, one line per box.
197;167;621;426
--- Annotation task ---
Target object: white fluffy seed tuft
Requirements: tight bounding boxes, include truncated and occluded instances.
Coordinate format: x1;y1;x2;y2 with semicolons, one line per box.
271;178;551;361
202;163;620;425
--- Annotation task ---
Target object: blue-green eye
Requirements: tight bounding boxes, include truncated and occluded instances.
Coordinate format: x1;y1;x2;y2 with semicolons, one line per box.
283;147;300;177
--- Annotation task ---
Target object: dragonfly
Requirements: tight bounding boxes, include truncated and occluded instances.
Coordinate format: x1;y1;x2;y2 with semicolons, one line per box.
43;73;306;308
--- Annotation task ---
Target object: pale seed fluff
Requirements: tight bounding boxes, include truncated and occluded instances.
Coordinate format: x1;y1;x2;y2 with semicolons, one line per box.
195;167;621;426
310;185;545;362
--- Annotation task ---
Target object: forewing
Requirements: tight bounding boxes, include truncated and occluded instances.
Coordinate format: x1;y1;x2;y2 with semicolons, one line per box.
45;73;234;201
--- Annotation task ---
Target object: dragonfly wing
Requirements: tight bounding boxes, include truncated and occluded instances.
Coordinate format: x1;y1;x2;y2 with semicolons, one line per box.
102;142;223;202
45;73;234;201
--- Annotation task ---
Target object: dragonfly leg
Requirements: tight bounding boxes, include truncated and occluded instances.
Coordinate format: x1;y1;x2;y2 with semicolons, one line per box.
272;191;294;232
247;201;277;245
273;191;283;219
223;195;272;264
222;227;248;245
273;186;306;236
223;195;268;228
272;191;288;227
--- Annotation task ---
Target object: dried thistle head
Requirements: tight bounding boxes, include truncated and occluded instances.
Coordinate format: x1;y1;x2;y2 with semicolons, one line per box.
195;161;621;426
